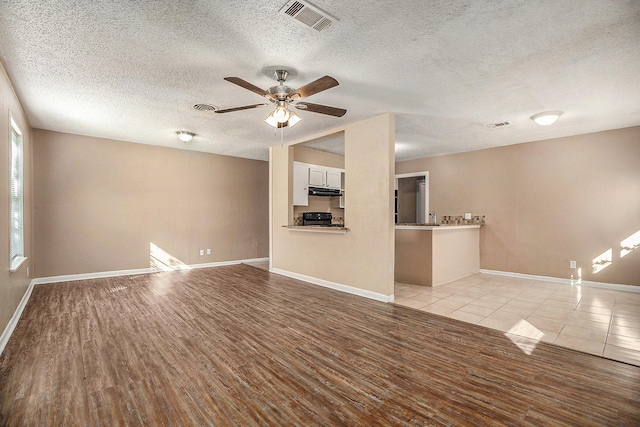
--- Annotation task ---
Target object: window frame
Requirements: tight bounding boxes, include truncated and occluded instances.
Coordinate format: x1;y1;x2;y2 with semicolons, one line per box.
9;115;26;273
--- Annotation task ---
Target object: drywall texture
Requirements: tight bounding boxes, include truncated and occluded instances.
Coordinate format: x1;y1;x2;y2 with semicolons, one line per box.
272;114;395;297
432;228;480;286
293;145;345;169
33;130;269;277
396;126;640;286
0;63;33;338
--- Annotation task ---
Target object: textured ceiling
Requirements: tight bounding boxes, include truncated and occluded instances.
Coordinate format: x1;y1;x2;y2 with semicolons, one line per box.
1;1;639;161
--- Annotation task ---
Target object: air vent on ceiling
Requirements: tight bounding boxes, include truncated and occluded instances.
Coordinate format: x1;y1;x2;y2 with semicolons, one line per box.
487;121;512;129
279;0;336;32
192;103;218;112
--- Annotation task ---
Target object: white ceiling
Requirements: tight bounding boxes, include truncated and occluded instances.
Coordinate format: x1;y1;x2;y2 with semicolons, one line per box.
1;1;639;161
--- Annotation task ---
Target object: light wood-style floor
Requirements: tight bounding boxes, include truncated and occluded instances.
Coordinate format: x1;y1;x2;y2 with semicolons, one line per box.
1;265;639;426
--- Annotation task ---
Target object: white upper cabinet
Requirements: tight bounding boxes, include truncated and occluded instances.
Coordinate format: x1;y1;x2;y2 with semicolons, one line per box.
308;167;326;187
325;170;341;190
293;162;310;206
308;165;341;189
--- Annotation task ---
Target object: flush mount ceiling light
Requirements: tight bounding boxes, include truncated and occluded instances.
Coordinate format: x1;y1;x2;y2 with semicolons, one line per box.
177;131;194;142
531;111;563;126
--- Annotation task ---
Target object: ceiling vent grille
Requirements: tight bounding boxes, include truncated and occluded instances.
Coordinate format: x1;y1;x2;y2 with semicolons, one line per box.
192;103;218;112
487;121;512;129
280;0;336;32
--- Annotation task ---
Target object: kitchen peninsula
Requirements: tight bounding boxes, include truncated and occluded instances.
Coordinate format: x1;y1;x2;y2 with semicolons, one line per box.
395;223;481;287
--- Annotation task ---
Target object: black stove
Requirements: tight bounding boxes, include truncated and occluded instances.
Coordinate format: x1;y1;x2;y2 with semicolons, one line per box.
302;212;339;226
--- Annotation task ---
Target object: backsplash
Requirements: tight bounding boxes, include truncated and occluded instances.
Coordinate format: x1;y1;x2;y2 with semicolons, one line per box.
441;215;486;225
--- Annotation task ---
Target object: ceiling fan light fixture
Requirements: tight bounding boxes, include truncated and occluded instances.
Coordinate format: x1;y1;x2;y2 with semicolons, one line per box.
264;112;279;127
531;111;562;126
287;111;301;127
176;131;194;142
273;102;290;123
264;110;302;128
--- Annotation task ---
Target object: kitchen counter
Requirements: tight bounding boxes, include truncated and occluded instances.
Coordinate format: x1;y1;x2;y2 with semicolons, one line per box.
396;223;481;230
284;225;348;234
395;225;480;286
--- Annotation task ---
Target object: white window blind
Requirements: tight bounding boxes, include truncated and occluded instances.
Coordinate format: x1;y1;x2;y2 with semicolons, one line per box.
10;117;24;266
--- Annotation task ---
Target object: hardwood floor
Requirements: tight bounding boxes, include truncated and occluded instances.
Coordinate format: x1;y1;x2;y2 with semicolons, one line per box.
1;265;639;426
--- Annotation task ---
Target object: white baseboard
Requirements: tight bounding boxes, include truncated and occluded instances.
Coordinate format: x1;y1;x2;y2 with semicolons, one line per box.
191;257;270;270
0;280;35;356
479;269;640;293
32;257;271;285
270;268;394;303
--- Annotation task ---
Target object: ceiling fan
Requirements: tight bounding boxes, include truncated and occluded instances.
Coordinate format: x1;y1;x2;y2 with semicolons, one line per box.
215;70;347;128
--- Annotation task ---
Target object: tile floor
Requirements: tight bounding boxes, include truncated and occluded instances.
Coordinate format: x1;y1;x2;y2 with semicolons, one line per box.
394;273;640;366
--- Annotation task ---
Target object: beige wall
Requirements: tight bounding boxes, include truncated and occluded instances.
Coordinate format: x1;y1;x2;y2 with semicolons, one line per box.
33;130;269;277
271;114;396;297
396;127;640;286
293;145;345;169
0;63;33;336
395;229;433;285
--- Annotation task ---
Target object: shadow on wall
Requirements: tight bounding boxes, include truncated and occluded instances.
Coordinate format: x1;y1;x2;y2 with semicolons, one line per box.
150;242;191;271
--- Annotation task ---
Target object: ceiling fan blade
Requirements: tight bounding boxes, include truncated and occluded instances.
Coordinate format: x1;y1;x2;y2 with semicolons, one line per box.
223;77;269;97
290;76;339;100
295;102;346;117
214;103;269;114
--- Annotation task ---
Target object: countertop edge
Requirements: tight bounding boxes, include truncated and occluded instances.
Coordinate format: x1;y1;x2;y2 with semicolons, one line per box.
395;225;482;230
283;225;348;234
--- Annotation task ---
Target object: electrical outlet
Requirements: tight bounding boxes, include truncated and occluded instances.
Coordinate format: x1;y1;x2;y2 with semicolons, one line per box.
199;249;204;256
570;260;576;269
207;249;211;255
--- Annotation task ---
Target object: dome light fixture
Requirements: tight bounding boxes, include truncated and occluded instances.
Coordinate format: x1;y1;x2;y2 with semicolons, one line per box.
177;131;195;142
531;111;563;126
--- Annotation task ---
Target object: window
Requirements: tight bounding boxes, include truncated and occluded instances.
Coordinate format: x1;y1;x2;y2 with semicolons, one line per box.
10;117;25;272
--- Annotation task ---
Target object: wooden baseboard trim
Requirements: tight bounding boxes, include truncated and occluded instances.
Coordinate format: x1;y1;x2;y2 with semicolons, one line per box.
270;268;394;303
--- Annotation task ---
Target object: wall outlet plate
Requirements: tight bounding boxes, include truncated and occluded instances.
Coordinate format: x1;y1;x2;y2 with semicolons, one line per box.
464;213;472;220
199;249;204;256
570;260;576;269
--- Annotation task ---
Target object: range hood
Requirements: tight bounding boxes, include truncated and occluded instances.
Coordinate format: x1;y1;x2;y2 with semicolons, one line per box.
308;186;341;196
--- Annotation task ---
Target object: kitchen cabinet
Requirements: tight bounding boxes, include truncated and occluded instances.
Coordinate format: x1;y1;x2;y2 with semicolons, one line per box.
293;161;345;206
309;166;341;189
308;167;326;187
293;162;309;206
326;170;341;189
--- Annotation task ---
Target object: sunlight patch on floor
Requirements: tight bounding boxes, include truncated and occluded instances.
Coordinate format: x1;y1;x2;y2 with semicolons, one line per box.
505;319;544;355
